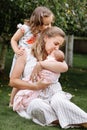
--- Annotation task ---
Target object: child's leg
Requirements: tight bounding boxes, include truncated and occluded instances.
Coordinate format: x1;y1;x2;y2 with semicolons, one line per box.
9;88;18;107
10;54;26;79
9;54;26;106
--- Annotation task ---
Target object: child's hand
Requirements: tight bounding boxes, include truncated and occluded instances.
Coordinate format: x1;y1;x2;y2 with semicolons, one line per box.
15;47;25;57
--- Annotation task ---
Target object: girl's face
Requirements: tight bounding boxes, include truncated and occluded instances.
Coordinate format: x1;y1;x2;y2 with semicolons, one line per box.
39;15;53;31
45;35;64;54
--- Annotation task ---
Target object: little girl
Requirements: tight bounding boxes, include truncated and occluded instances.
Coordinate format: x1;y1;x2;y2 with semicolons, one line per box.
9;6;55;107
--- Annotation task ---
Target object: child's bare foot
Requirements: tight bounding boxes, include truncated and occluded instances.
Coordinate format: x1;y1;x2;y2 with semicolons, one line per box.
81;123;87;128
9;102;13;108
49;120;59;126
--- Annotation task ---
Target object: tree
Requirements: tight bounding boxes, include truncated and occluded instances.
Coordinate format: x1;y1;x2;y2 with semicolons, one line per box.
0;0;86;71
0;0;25;71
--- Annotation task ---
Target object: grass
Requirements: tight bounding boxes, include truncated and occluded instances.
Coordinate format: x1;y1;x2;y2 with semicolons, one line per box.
0;52;87;130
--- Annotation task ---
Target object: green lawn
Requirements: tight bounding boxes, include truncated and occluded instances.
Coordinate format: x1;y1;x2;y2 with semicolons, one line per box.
0;53;87;130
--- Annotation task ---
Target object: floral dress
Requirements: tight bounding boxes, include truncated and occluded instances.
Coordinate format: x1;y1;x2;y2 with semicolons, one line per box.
10;24;36;76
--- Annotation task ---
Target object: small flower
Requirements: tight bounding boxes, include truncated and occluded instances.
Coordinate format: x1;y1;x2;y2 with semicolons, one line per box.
27;36;36;44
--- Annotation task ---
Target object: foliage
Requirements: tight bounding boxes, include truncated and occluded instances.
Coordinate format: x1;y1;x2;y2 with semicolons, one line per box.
0;0;87;39
0;0;25;38
0;0;86;72
19;0;87;36
47;0;87;36
17;0;87;36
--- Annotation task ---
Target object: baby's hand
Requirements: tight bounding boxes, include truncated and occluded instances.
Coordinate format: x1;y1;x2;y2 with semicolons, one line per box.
15;47;25;56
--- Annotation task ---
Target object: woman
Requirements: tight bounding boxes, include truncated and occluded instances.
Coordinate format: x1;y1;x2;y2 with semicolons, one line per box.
9;26;67;117
10;27;87;129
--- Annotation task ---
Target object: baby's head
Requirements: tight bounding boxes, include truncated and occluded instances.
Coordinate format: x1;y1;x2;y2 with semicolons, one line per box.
52;50;64;62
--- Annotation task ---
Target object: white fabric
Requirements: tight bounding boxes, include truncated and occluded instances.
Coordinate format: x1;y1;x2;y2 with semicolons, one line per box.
18;24;33;48
24;54;87;128
9;24;33;77
13;51;37;117
11;41;87;128
27;92;87;128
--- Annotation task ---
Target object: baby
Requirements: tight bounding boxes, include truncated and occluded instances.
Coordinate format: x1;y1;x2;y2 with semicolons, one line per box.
38;49;64;83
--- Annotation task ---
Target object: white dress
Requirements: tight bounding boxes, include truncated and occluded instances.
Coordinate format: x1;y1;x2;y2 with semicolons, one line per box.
12;51;87;129
10;24;36;76
13;54;73;126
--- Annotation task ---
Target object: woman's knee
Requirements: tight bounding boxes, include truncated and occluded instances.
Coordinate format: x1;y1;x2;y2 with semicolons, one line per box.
27;98;43;115
27;99;42;110
51;93;64;107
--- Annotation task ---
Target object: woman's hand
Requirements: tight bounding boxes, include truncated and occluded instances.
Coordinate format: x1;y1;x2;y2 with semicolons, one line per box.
30;62;42;82
35;79;51;90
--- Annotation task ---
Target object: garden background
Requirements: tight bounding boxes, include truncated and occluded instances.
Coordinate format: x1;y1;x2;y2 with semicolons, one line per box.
0;0;87;130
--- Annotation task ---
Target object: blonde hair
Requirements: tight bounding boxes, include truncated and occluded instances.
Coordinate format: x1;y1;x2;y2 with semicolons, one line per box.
32;26;65;61
24;6;55;35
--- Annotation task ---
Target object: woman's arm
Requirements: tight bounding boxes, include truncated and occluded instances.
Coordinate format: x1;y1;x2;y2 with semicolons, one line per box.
9;78;50;90
30;60;68;81
9;57;68;90
30;60;68;80
40;60;68;73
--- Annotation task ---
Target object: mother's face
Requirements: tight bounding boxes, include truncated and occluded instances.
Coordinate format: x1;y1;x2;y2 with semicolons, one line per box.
45;35;64;54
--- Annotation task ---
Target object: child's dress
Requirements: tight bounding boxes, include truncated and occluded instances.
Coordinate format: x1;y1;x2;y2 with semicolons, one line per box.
10;24;36;76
